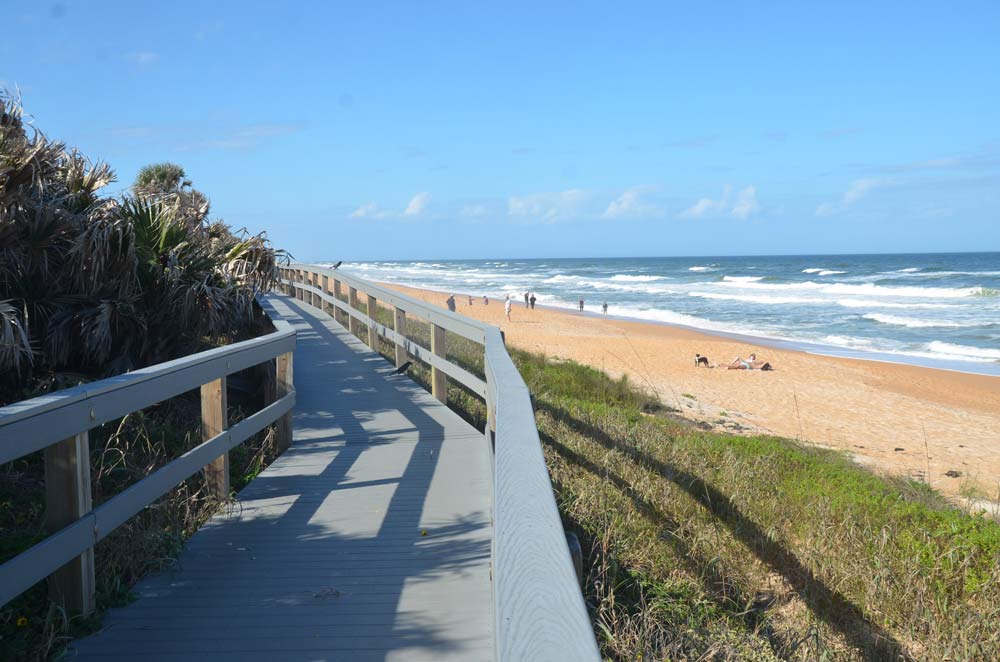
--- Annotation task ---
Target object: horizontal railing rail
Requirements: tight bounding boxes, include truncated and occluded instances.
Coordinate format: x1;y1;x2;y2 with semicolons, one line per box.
282;264;600;662
0;319;296;615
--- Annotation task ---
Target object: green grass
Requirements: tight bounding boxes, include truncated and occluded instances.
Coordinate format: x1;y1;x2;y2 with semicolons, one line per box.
511;351;1000;661
332;298;1000;659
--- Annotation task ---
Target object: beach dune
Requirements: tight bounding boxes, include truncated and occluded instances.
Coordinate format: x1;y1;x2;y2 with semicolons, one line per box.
386;283;1000;504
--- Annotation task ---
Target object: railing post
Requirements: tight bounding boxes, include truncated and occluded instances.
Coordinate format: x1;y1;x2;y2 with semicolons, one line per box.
348;287;360;336
201;377;229;500
310;271;320;307
431;324;447;403
276;352;294;453
321;275;330;315
393;306;408;368
44;432;95;615
366;294;378;348
296;270;304;301
334;280;344;325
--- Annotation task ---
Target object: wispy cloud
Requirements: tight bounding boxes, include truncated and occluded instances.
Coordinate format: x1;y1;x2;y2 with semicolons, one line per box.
508;189;590;222
404;192;431;216
680;186;760;220
175;122;304;151
350;202;385;219
815;178;885;216
603;186;664;220
731;186;761;220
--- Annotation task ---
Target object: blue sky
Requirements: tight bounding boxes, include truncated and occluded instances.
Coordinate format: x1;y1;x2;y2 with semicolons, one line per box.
4;1;999;260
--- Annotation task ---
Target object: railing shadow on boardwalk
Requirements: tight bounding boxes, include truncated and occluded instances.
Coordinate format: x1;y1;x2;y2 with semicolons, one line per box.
71;298;491;661
535;401;910;662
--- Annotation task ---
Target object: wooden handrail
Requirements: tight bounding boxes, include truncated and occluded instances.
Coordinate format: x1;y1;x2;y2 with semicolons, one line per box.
283;264;600;662
0;319;296;614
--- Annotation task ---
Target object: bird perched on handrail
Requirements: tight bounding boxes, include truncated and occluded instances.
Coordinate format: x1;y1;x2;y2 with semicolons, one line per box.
392;361;412;375
331;261;343;269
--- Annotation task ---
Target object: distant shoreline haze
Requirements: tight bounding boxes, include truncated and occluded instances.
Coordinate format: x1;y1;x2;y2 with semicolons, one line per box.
319;252;1000;376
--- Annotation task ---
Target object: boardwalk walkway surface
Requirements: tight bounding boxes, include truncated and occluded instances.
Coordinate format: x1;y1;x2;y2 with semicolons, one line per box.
69;294;494;661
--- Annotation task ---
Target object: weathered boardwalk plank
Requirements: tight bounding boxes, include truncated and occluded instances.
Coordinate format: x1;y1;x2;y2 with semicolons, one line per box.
69;294;494;661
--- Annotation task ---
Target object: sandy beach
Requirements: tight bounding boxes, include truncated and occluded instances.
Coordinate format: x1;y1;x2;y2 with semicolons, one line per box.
386;284;1000;503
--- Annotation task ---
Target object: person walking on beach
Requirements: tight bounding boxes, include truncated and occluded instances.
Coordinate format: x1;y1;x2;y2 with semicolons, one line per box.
579;298;584;312
602;301;608;316
504;294;512;321
529;293;536;309
524;292;530;307
468;295;473;306
446;294;456;312
483;295;488;305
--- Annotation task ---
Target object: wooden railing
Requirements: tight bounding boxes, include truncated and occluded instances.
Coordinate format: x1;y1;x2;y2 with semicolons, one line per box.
0;320;296;615
281;264;600;662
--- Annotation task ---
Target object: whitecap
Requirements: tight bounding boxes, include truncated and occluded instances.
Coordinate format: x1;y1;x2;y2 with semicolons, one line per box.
862;313;970;328
609;275;665;282
722;276;765;283
817;270;846;276
925;341;1000;361
688;266;714;271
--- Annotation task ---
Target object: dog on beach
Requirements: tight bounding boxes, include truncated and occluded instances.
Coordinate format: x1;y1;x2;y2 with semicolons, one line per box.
695;354;711;367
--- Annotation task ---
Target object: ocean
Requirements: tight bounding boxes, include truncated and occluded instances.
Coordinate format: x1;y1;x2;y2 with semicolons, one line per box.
322;253;1000;375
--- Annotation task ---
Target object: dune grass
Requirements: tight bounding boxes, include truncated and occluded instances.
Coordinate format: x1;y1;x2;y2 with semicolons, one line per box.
279;291;1000;660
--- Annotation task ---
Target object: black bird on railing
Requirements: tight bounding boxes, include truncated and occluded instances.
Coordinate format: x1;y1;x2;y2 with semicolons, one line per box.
392;361;412;375
332;261;343;269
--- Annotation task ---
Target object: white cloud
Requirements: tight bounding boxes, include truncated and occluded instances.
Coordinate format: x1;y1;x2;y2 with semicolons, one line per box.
404;192;431;216
350;202;381;218
816;178;884;216
460;203;489;218
731;186;760;220
508;189;589;222
680;185;760;220
603;187;663;219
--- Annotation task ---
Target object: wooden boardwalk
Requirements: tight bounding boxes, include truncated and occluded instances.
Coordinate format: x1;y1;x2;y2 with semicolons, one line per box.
69;294;494;661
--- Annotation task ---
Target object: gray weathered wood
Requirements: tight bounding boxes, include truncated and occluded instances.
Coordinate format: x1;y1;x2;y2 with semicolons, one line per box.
275;352;294;452
0;394;294;609
201;377;230;499
284;281;486;397
394;306;408;368
334;279;344;325
431;324;447;404
70;295;494;661
348;286;360;335
290;263;488;343
44;432;95;615
367;294;378;348
0;325;294;463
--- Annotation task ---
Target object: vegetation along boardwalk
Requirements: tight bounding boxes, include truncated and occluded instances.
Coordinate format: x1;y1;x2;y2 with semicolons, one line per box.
69;294;496;660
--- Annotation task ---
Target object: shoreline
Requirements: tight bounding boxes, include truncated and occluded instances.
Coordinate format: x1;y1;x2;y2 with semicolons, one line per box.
358;276;1000;377
378;281;1000;504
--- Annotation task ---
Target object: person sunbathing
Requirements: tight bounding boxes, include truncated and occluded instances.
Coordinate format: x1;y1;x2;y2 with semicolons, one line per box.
728;353;773;370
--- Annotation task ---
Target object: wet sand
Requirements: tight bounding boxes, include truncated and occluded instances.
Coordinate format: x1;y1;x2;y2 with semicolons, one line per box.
386;284;1000;503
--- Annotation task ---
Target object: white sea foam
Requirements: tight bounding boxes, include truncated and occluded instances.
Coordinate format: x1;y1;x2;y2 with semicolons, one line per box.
897;267;922;272
817;270;846;276
689;266;714;271
835;298;959;310
723;280;987;298
802;268;825;273
610;274;665;282
862;313;969;328
925;341;1000;361
722;275;765;283
689;292;825;305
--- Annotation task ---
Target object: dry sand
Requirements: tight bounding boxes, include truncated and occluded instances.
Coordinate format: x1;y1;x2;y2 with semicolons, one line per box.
387;284;1000;503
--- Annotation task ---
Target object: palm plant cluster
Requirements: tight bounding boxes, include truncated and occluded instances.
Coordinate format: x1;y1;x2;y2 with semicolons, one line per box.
0;92;288;403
